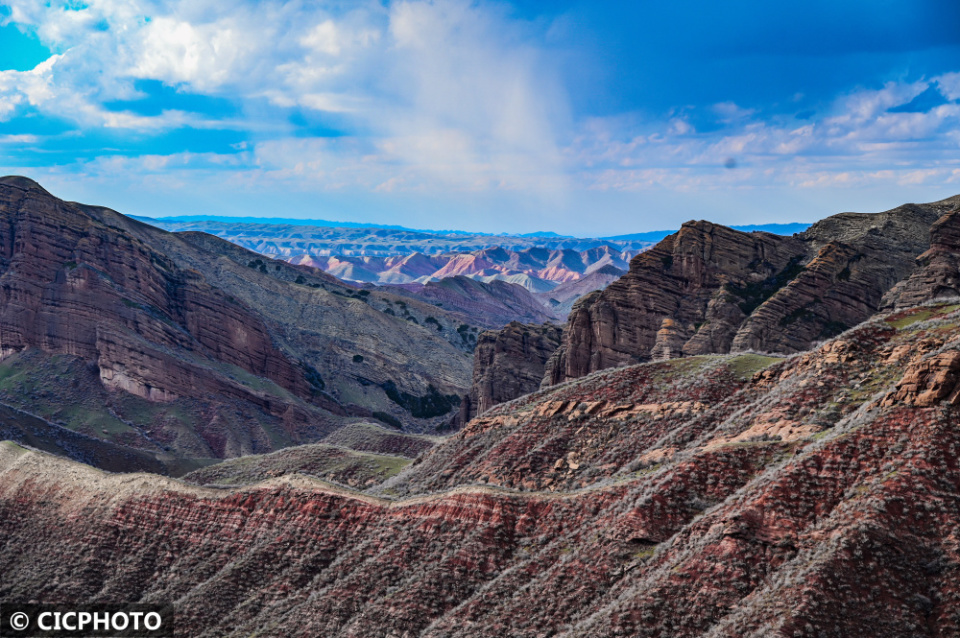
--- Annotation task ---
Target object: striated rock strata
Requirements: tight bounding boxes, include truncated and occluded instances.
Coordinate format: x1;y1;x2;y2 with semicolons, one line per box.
882;207;960;308
458;321;562;424
5;302;960;636
547;196;960;385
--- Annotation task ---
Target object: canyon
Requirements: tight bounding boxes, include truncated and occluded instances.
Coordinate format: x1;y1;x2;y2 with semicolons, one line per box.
3;299;960;636
3;179;960;637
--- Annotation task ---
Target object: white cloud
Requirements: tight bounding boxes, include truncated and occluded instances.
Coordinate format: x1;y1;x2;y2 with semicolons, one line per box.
568;77;960;195
936;72;960;101
1;0;959;226
131;16;252;91
0;0;570;198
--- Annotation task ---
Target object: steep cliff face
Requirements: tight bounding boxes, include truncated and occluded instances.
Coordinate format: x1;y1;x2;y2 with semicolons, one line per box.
0;177;306;400
458;321;562;424
4;301;960;637
0;177;472;462
545;221;805;384
882;205;960;309
547;197;954;385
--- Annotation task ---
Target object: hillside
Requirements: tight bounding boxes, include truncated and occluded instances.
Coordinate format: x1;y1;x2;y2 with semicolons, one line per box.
0;177;474;468
3;300;960;636
384;276;559;328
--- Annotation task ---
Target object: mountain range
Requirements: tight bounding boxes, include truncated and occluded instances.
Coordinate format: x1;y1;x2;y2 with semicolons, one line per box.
3;178;960;637
0;177;478;471
4;297;960;636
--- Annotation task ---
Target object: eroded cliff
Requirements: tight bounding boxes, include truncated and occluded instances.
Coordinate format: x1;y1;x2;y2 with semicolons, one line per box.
458;321;562;424
546;196;957;385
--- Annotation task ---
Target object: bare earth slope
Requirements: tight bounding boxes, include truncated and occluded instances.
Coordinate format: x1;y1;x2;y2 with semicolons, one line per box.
3;301;960;636
383;275;559;329
0;176;472;465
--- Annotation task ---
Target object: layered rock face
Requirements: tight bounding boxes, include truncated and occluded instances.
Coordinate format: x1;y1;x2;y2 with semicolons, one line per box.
882;206;960;308
0;177;472;461
0;177;307;401
5;301;960;637
458;321;562;424
545;221;805;383
547;197;955;385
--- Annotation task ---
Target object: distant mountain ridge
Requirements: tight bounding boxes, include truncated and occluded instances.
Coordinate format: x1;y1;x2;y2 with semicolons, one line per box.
137;215;811;243
290;245;634;297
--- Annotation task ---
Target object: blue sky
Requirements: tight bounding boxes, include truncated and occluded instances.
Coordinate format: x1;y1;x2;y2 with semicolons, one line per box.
1;0;959;235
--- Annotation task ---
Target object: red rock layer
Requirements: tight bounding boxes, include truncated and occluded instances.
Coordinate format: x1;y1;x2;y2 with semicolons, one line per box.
0;178;311;404
5;303;960;636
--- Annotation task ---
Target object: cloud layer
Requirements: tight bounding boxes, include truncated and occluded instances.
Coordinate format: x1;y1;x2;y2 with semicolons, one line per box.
0;0;958;233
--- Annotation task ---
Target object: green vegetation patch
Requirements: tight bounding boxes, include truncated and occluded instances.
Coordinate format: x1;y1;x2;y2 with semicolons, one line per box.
886;303;960;330
381;380;460;419
726;353;782;379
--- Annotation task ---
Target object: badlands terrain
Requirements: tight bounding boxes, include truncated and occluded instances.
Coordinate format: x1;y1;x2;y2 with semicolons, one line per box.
1;178;960;636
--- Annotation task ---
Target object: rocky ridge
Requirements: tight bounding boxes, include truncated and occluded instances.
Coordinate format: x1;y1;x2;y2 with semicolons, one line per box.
0;176;474;465
546;196;959;385
4;301;960;636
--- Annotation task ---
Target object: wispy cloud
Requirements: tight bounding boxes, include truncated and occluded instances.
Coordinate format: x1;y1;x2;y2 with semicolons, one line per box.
0;0;569;196
0;0;959;233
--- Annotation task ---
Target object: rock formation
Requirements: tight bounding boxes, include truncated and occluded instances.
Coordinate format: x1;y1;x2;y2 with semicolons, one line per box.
882;206;960;308
545;221;805;383
0;176;472;463
5;300;960;636
458;321;562;424
546;196;958;385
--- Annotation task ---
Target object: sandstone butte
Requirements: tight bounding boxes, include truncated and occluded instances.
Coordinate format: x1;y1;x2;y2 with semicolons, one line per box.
3;178;960;636
544;194;960;386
